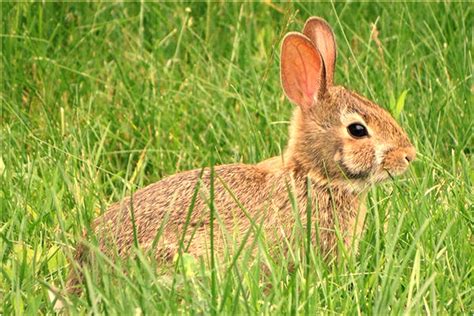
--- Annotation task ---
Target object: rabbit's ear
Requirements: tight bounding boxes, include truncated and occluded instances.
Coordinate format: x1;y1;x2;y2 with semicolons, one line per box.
281;33;324;111
303;17;336;86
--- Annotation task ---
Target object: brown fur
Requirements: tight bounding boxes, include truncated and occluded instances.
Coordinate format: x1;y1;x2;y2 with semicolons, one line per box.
92;162;360;258
66;17;416;294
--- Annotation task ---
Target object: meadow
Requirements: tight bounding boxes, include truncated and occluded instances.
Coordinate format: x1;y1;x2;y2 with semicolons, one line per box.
1;2;473;314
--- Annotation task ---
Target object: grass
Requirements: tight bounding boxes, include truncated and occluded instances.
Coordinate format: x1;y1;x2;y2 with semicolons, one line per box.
1;2;473;314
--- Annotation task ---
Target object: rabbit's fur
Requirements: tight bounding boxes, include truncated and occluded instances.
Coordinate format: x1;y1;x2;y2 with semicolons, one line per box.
67;17;415;293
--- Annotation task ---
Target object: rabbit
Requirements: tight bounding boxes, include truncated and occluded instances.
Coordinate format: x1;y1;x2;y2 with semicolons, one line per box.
66;17;416;294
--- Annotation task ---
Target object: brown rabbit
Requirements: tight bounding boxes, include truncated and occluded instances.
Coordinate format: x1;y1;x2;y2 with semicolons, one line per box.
67;17;416;292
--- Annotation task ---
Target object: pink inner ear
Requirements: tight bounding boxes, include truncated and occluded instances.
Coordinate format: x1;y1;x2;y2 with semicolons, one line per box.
303;17;336;86
281;33;324;110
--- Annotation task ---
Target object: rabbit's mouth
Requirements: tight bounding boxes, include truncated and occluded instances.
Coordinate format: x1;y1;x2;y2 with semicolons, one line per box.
374;166;409;183
383;159;411;176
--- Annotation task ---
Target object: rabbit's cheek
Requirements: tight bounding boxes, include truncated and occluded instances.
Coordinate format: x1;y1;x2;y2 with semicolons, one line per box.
340;141;375;178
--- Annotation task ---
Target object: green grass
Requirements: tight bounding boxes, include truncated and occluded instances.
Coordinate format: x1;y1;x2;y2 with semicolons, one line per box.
1;2;473;314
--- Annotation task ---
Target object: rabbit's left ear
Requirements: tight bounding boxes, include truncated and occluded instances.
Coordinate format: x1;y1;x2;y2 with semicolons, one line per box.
303;17;337;86
280;33;325;111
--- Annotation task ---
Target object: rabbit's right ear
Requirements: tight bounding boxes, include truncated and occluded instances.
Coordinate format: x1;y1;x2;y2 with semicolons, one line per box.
281;33;324;111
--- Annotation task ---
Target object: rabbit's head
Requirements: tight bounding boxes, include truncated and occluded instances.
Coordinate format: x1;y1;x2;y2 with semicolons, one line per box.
281;17;416;191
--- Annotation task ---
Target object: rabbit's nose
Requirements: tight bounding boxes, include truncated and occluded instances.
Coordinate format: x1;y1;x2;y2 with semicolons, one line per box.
403;147;416;164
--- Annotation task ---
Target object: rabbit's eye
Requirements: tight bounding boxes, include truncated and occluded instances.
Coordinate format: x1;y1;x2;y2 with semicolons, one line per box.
347;123;368;138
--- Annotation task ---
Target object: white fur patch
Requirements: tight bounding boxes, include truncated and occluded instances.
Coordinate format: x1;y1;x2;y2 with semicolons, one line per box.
375;144;391;166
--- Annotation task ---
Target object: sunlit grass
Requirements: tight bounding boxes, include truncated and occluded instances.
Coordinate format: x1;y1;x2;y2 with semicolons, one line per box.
1;2;472;314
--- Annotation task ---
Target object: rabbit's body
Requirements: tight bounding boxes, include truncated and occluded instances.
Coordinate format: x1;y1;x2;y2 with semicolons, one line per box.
66;17;416;295
93;155;364;262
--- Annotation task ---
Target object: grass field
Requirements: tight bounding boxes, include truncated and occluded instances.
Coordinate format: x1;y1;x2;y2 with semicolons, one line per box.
1;2;473;314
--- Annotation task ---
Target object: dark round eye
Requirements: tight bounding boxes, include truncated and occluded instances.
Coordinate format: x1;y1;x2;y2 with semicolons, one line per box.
347;123;369;138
